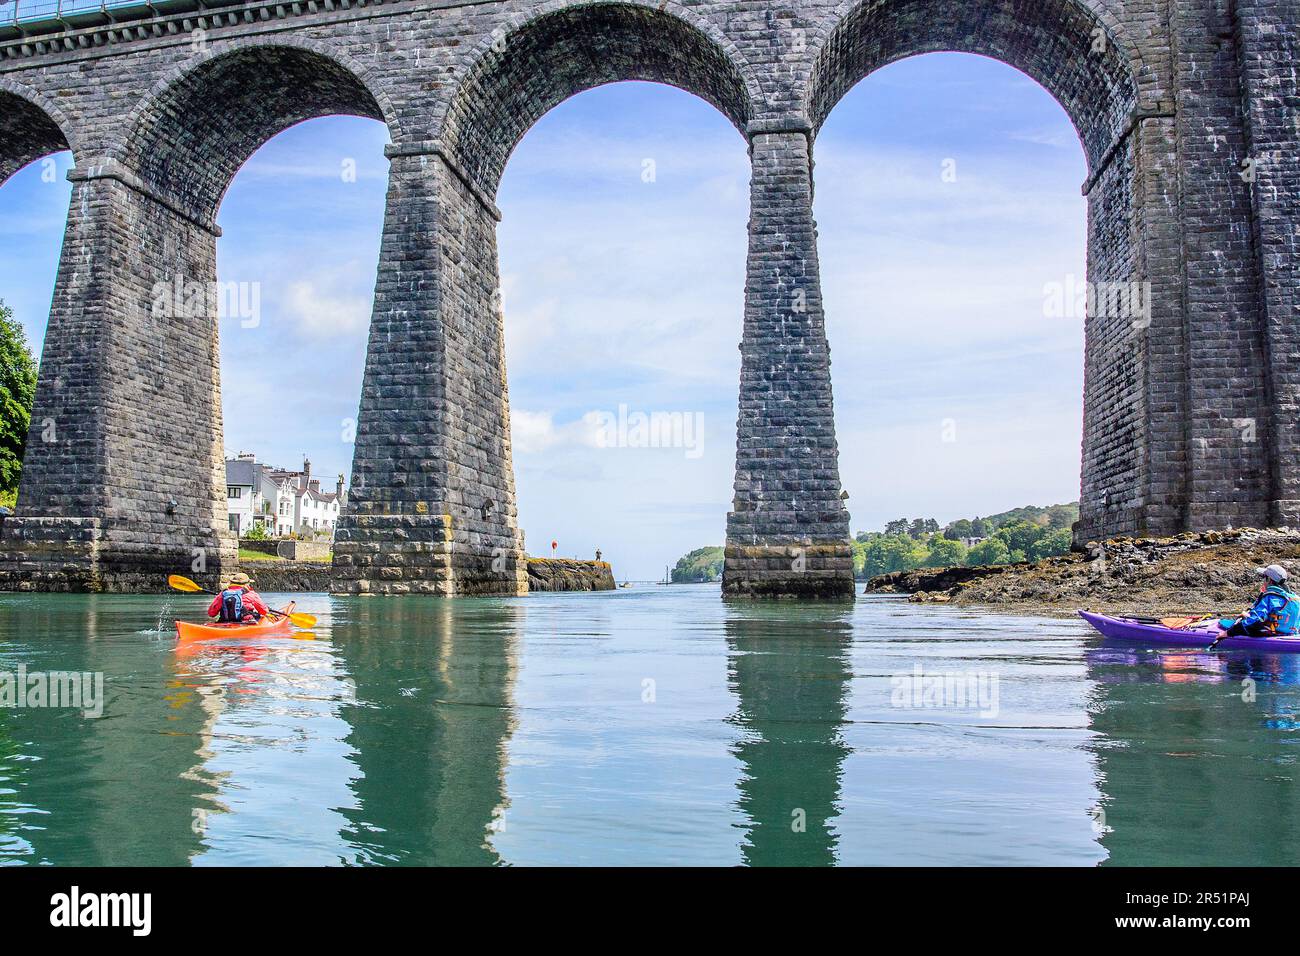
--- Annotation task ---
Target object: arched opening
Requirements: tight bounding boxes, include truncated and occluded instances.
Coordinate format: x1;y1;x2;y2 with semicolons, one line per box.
213;115;388;543
122;44;391;224
439;1;755;197
808;0;1144;547
818;52;1090;568
333;2;757;594
0;43;396;587
0;88;75;511
497;81;749;580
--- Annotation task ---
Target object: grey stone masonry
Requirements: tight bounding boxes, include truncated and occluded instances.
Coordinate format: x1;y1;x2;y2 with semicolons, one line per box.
332;147;528;595
725;130;854;599
0;0;1295;597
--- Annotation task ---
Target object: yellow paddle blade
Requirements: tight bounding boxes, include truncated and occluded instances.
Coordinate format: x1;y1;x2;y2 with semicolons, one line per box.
1159;613;1216;630
287;611;318;629
168;574;203;593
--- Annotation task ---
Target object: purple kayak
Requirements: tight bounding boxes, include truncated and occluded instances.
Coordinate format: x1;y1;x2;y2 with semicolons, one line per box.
1079;610;1300;653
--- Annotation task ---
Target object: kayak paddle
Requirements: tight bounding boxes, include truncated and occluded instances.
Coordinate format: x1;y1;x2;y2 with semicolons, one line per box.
167;574;318;629
1206;628;1233;652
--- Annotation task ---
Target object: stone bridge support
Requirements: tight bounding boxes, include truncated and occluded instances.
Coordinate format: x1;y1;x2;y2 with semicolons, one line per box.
1234;0;1300;525
0;166;234;591
330;145;528;596
724;128;855;599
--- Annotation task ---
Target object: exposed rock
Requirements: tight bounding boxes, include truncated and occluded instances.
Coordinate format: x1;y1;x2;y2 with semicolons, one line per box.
525;559;616;593
866;528;1300;618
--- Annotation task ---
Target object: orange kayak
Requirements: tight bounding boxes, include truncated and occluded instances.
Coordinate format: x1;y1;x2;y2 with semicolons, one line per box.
174;604;296;643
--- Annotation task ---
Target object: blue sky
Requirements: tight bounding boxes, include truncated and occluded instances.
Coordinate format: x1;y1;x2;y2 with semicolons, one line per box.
0;52;1087;580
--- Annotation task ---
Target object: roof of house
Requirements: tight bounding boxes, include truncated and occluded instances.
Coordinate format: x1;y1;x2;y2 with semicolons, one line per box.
225;458;257;487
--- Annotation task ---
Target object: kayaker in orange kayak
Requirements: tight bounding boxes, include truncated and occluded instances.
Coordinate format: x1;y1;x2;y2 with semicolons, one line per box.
208;572;270;625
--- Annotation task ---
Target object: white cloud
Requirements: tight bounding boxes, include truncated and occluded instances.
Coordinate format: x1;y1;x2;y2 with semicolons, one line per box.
283;279;371;335
509;408;608;455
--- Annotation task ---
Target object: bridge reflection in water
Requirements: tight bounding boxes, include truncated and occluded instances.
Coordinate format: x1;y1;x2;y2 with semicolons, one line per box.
330;599;521;866
11;592;1300;865
725;605;854;866
1085;645;1300;867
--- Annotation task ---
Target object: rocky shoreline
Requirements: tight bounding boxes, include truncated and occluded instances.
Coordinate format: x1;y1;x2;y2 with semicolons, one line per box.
866;528;1300;618
525;558;616;592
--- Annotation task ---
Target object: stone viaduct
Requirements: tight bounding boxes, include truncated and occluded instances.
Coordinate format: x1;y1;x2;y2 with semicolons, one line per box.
0;0;1295;598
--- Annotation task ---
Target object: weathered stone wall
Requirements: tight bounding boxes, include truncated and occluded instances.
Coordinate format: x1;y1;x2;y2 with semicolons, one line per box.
0;0;1293;599
1235;0;1300;524
725;130;855;599
241;559;333;593
525;558;616;592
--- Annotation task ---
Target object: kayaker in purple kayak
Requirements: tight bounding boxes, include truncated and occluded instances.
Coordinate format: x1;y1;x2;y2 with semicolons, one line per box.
1220;564;1300;638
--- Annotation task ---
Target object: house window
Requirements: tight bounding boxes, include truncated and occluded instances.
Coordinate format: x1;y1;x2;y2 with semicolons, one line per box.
228;515;239;532
227;486;242;499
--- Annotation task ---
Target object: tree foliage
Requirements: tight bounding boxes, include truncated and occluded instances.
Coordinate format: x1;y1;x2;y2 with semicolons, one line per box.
671;546;725;583
0;301;38;499
674;503;1081;583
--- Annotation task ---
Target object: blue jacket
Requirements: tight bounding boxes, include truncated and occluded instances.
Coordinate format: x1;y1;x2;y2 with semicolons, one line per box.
1241;584;1300;635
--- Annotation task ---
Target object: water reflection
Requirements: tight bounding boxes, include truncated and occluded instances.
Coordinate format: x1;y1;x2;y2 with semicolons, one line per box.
11;592;1300;865
172;625;354;865
0;595;216;865
725;603;855;866
1086;644;1300;866
331;599;521;865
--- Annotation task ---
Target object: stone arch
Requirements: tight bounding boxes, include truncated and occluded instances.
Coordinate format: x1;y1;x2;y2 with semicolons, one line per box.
437;0;760;196
0;77;78;186
803;0;1176;546
805;0;1144;170
117;37;397;222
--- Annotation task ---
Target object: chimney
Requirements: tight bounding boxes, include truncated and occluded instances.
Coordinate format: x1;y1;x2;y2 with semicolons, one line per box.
309;479;320;493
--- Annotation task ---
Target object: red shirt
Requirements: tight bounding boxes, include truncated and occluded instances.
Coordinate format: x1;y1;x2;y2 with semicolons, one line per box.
208;586;270;619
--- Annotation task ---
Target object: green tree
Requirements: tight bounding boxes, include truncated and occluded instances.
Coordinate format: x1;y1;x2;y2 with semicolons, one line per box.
862;534;928;578
996;519;1045;557
1028;527;1074;561
884;518;909;537
967;538;1011;566
970;517;991;537
923;536;967;568
851;538;869;577
671;546;725;583
944;518;973;541
0;301;38;501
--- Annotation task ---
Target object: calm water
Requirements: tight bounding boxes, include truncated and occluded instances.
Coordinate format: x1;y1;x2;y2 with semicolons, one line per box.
1;586;1297;866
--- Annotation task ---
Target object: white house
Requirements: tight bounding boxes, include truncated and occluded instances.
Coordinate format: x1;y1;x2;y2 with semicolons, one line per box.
224;453;280;536
226;454;346;539
266;457;346;538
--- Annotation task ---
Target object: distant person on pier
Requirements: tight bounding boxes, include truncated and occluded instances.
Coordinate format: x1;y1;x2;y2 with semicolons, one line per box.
208;572;270;625
1221;565;1300;637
